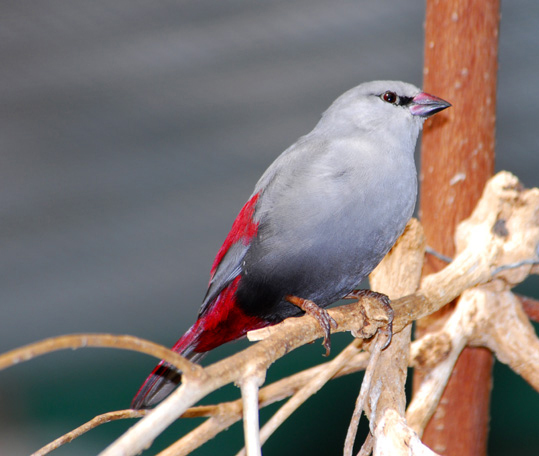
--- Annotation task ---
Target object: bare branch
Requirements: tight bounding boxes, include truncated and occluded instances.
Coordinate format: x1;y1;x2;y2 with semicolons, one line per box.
31;410;147;456
471;287;539;391
518;294;539;323
239;371;265;456
406;289;478;436
0;333;202;378
392;171;539;332
374;410;440;456
366;218;425;456
158;409;240;456
343;334;384;456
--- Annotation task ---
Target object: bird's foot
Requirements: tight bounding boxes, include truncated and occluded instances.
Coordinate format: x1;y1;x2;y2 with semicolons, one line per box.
344;289;394;350
286;295;338;356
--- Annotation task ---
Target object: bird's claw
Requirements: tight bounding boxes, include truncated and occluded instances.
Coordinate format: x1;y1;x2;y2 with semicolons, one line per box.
320;312;338;357
286;295;338;356
379;315;393;350
344;289;394;350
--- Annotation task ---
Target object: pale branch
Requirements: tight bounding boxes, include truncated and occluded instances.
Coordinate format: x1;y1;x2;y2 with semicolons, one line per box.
365;217;425;456
238;371;265;456
406;283;539;439
518;294;539;323
393;172;539;332
159;342;370;456
471;287;539;390
75;281;539;456
343;333;384;456
401;172;539;444
374;410;440;456
0;333;202;378
3;331;371;455
158;411;240;456
31;410;147;456
103;334;442;456
406;288;478;436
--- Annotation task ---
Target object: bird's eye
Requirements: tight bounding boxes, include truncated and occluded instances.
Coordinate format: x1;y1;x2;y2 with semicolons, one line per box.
382;91;398;104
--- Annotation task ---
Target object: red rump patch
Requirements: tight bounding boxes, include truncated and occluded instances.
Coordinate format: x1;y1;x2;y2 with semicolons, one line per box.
194;276;268;352
210;192;261;277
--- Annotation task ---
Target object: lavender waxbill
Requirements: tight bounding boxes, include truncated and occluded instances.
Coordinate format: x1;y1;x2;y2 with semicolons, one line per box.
132;80;451;409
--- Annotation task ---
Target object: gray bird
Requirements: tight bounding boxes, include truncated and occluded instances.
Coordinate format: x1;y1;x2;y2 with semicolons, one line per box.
132;80;451;408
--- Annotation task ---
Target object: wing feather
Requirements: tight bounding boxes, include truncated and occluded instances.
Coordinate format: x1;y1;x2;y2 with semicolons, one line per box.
198;192;261;317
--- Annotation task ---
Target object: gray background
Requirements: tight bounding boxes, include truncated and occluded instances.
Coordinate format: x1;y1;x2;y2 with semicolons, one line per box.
1;1;538;454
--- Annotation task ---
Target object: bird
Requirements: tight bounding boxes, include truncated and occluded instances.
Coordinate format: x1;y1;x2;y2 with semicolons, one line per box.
131;80;451;409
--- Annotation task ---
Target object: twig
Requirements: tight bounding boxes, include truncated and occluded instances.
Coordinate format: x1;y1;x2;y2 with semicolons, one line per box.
425;246;453;264
365;218;424;456
407;284;539;438
0;333;202;378
239;369;265;456
139;333;446;456
492;258;539;276
357;433;374;456
31;410;147;456
518;294;539;323
29;337;371;456
343;334;385;456
472;288;539;392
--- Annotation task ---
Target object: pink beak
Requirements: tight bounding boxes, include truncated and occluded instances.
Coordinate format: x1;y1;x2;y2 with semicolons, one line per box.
410;92;451;118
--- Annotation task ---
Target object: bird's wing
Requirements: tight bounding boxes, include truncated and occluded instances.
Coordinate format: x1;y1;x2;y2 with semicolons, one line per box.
198;192;261;318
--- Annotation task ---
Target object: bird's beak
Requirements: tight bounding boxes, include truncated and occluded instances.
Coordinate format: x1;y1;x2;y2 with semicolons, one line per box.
410;92;451;118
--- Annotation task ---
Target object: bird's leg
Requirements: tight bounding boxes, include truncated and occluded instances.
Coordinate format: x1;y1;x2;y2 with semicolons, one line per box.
343;289;394;350
286;295;338;356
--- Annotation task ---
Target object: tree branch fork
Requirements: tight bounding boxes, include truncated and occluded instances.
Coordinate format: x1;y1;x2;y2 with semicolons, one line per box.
2;171;539;456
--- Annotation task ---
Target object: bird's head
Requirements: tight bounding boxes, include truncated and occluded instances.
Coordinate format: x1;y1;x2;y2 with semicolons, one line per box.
318;80;451;144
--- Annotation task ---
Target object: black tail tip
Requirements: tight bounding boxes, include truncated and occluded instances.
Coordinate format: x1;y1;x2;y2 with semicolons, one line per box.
131;364;183;409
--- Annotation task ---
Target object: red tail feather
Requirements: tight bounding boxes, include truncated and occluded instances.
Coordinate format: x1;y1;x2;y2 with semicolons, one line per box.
132;192;267;408
131;277;269;409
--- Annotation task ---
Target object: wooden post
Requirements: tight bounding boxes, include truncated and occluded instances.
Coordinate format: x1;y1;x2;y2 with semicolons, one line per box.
417;0;500;454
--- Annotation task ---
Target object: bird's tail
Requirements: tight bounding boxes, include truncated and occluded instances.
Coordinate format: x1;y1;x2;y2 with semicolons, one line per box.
131;321;206;409
131;288;271;409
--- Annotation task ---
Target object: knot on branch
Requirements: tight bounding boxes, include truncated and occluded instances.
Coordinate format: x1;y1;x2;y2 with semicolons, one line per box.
455;171;539;286
411;332;452;371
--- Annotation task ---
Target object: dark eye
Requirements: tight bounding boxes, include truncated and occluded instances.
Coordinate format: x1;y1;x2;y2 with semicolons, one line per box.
382;91;398;104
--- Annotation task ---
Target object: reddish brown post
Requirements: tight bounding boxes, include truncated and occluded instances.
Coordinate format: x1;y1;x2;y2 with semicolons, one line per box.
417;0;500;454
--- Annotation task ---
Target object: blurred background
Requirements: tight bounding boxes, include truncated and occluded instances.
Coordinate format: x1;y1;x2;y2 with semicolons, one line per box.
1;1;538;454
